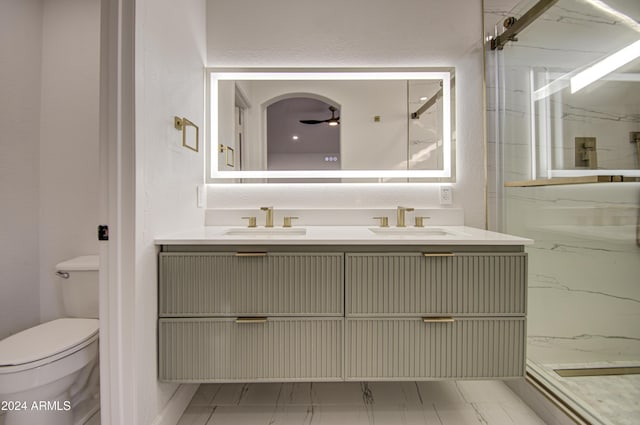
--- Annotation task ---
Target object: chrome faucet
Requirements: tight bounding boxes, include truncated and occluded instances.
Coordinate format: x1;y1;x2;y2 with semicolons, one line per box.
260;206;274;228
396;206;414;227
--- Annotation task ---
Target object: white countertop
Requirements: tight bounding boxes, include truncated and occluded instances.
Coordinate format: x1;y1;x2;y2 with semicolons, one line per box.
155;226;533;246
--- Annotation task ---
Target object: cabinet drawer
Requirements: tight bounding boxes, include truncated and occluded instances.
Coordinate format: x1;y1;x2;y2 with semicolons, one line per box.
159;318;343;382
346;253;526;316
159;252;344;316
345;317;525;380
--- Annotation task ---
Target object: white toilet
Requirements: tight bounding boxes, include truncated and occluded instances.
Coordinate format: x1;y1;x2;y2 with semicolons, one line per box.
0;256;100;425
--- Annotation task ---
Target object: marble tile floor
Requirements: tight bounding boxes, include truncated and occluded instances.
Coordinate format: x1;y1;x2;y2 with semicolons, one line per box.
178;381;547;425
537;361;640;425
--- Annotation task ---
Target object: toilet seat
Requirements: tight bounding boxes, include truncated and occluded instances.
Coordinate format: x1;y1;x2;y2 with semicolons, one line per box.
0;318;99;374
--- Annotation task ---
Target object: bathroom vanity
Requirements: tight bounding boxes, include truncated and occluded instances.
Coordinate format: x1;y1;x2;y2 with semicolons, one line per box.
156;226;531;383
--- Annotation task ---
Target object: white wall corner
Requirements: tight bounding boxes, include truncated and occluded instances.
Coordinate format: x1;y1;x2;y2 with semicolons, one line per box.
150;384;199;425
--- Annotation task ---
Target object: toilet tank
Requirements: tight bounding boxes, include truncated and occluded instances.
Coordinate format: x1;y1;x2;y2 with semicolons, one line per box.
56;255;99;318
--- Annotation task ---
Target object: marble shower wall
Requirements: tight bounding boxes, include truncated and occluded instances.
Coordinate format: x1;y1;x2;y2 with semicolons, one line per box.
506;183;640;364
484;0;640;365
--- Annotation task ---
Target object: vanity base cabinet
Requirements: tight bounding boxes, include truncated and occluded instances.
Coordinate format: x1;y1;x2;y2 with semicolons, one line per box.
345;317;526;380
159;317;343;382
158;247;527;382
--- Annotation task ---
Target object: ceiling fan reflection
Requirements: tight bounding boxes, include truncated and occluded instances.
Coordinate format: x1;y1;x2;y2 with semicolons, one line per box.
299;106;340;126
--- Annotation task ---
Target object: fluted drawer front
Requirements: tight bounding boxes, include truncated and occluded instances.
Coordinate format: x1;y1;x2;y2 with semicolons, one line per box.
346;253;526;316
159;318;343;382
346;317;525;380
159;252;343;316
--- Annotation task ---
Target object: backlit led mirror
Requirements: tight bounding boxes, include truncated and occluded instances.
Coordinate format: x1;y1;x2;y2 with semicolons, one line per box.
207;69;455;182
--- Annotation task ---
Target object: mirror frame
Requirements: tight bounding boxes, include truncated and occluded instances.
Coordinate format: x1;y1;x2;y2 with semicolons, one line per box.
206;68;454;181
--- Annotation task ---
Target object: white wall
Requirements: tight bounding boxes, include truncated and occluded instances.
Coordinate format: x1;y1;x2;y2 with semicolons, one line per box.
39;0;101;322
0;0;100;339
135;0;207;423
0;0;43;339
206;0;486;228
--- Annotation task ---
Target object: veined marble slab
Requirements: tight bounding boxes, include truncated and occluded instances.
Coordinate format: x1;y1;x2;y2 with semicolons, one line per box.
504;184;640;365
179;381;546;425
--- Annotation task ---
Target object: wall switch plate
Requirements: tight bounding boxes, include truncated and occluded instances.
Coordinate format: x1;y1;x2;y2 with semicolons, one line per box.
197;184;206;208
440;186;453;205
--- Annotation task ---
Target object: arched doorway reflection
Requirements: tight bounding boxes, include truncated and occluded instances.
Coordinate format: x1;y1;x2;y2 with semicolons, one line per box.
266;97;341;171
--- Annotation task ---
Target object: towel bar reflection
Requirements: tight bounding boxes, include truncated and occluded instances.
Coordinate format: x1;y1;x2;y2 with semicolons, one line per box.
174;116;199;152
218;144;235;167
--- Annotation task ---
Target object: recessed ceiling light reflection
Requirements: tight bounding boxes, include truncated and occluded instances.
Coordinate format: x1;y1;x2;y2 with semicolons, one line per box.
292;135;299;140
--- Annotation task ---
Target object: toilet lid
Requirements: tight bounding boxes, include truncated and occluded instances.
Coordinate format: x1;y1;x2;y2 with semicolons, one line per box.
0;318;99;366
56;255;99;271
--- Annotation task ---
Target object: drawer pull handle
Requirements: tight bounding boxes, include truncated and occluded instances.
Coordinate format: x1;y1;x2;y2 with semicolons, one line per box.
422;252;455;257
422;317;455;323
235;317;268;324
235;252;267;257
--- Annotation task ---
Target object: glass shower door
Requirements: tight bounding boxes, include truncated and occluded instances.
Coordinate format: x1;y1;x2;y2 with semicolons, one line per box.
487;0;640;423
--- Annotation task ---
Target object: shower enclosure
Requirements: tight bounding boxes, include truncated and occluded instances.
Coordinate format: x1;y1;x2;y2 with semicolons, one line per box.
485;0;640;423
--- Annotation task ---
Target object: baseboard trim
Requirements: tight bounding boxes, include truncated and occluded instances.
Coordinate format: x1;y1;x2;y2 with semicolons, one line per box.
151;384;199;425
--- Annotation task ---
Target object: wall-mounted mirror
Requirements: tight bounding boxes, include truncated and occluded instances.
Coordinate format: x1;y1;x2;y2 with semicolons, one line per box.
207;69;455;182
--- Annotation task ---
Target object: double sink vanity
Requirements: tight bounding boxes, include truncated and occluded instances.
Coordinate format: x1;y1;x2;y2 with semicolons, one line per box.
155;69;531;383
156;207;532;383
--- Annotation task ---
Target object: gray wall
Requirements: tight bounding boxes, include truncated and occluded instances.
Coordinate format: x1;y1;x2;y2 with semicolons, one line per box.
0;0;43;339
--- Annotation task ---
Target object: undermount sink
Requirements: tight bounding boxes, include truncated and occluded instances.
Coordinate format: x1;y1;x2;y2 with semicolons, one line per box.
368;227;453;237
224;227;307;236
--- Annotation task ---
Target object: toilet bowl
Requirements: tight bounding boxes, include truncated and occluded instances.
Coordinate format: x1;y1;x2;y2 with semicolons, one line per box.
0;319;99;425
0;256;100;425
